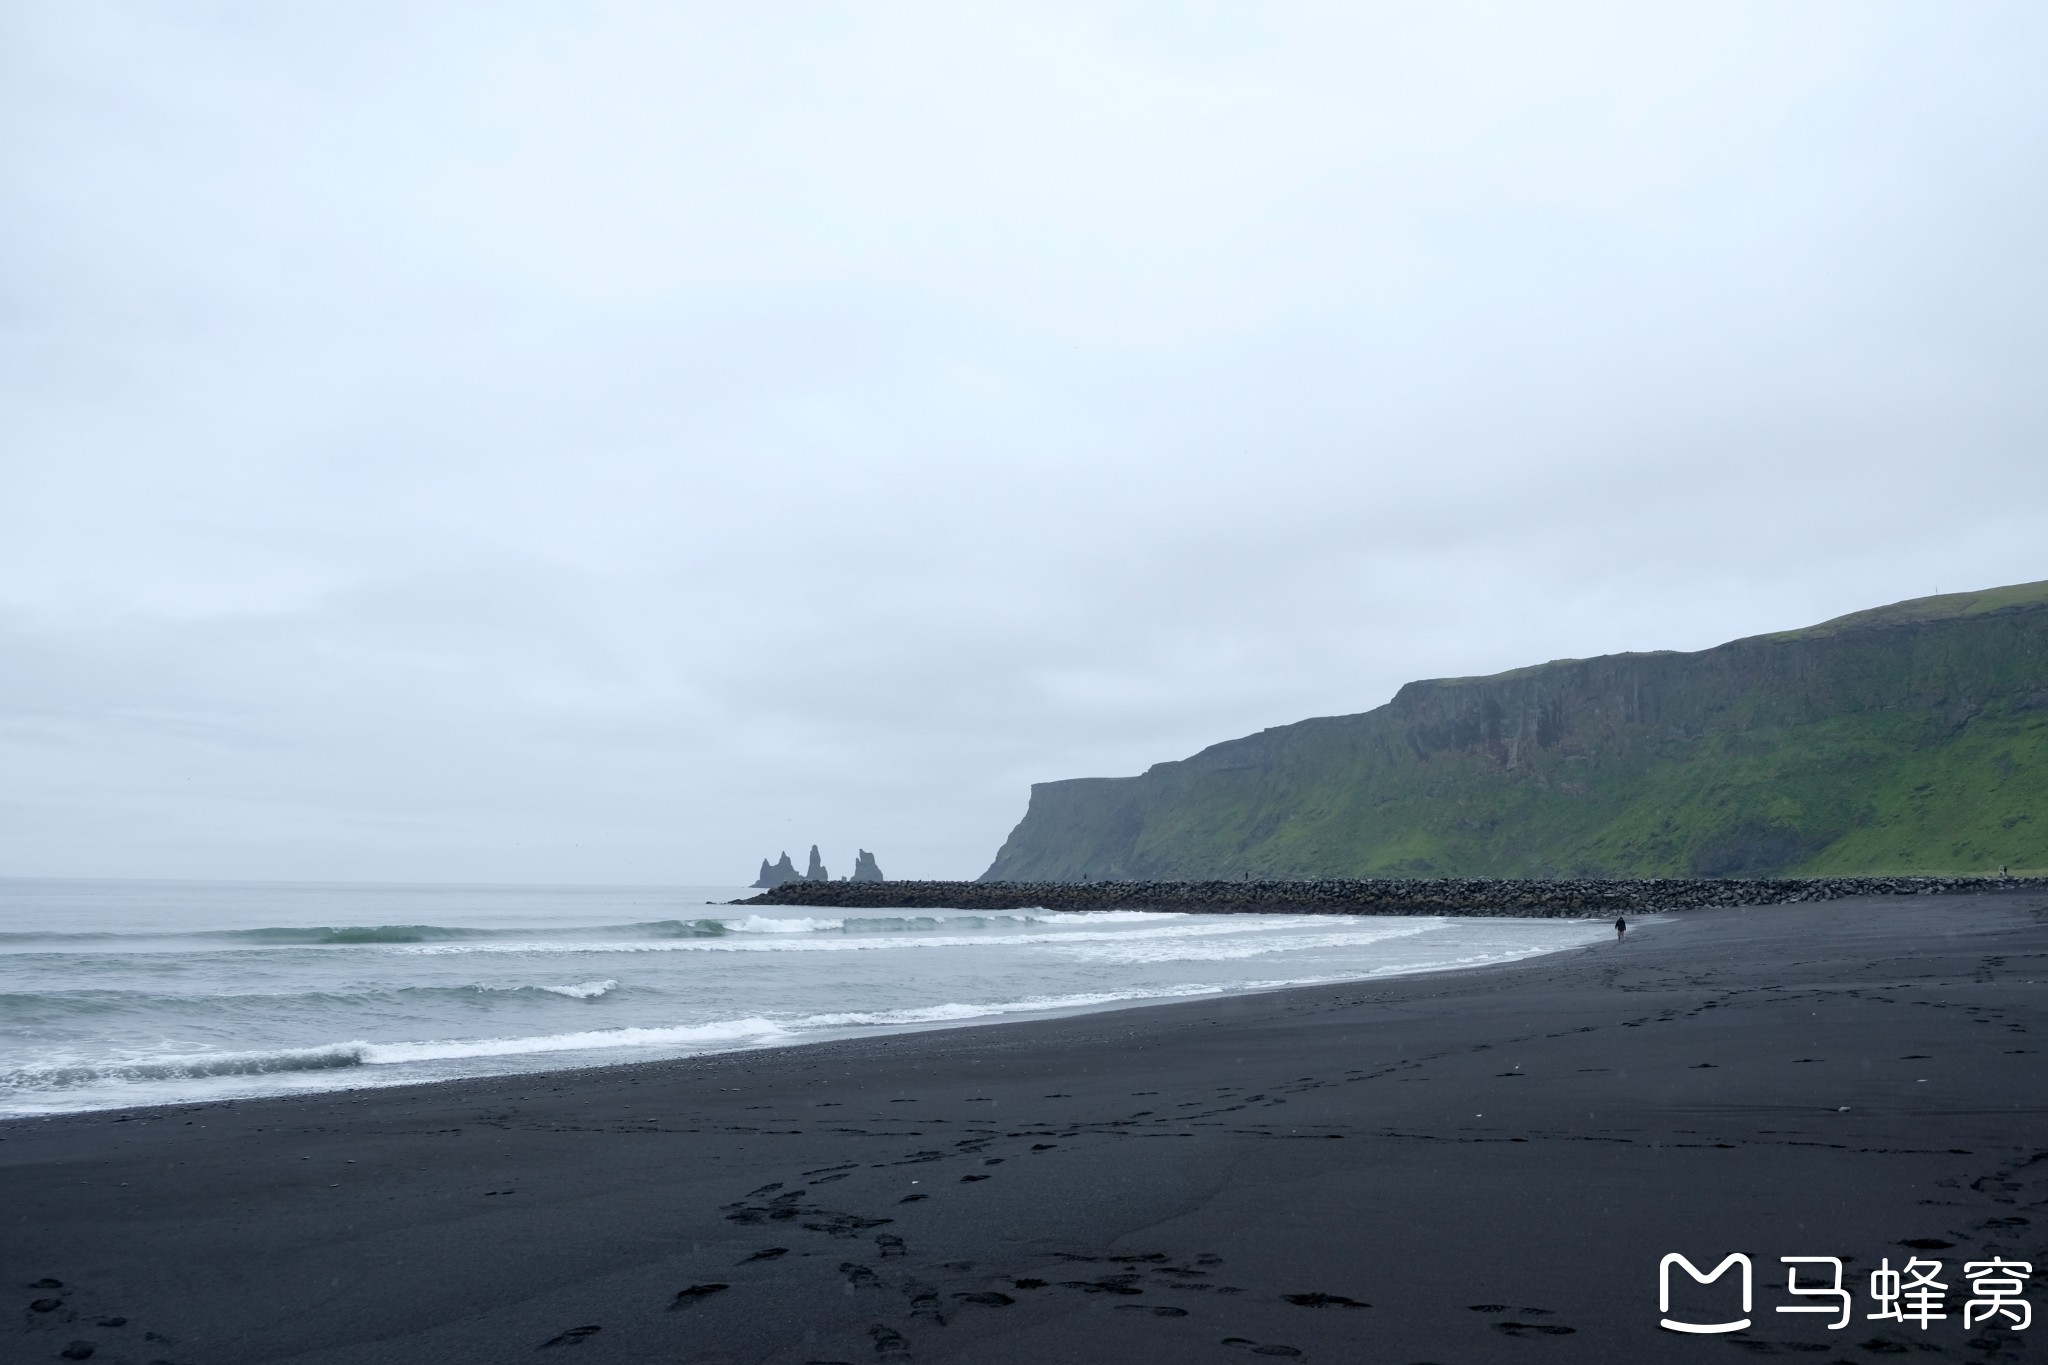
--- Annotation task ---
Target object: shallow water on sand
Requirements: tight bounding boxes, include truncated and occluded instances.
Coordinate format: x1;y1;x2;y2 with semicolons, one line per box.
0;878;1613;1115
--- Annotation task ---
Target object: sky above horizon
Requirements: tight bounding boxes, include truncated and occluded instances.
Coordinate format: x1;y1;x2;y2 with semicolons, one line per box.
4;2;2045;885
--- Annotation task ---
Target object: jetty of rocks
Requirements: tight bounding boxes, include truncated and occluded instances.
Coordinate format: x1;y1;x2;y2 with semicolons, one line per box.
739;874;2048;917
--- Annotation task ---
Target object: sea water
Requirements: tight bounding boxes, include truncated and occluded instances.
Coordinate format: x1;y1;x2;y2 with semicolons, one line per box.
0;879;1614;1116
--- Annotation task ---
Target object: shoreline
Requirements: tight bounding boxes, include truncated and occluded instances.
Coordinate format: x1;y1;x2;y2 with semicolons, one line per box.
0;913;1621;1123
7;890;2043;1364
743;872;2048;914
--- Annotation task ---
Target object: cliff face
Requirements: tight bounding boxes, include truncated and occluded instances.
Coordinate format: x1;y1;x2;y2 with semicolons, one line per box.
981;582;2048;881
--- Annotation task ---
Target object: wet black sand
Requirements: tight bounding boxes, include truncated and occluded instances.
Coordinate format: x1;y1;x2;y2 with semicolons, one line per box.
5;894;2045;1364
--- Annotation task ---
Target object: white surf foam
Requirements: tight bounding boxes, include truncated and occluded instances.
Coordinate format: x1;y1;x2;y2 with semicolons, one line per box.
538;978;619;999
399;916;1361;957
1057;922;1438;963
0;888;1617;1117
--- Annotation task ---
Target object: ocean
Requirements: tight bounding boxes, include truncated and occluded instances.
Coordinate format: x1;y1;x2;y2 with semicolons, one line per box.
0;878;1614;1117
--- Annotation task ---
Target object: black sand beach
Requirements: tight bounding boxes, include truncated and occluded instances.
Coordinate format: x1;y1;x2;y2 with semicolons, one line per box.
6;893;2044;1364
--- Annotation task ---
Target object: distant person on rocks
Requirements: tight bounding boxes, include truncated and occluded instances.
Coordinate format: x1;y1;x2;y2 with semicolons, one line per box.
1615;916;1627;941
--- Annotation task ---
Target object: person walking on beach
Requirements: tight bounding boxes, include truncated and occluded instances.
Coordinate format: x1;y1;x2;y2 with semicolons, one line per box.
1615;916;1627;941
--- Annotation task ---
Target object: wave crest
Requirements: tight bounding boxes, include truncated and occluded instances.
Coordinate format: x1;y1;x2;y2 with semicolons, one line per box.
0;910;1088;950
5;1042;371;1088
538;979;618;999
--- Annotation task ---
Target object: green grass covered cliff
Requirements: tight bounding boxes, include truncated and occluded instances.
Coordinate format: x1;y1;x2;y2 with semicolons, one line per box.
982;581;2048;881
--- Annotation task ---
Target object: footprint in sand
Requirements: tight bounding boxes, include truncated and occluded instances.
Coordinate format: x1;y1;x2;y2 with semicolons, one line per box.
1222;1337;1302;1356
1856;1336;1912;1354
669;1283;729;1310
954;1291;1015;1307
539;1324;601;1347
741;1247;788;1263
1061;1275;1144;1295
868;1322;911;1361
1492;1321;1575;1337
904;1282;946;1325
1112;1304;1189;1316
1282;1292;1369;1308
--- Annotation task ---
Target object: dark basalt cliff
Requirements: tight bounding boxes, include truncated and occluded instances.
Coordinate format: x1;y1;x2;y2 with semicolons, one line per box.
981;581;2048;881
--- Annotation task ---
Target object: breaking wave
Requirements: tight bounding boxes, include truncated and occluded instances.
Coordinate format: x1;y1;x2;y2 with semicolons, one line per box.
536;979;618;999
0;878;1619;1116
398;915;1346;956
0;910;1121;950
0;980;1318;1093
0;941;1578;1101
0;979;625;1029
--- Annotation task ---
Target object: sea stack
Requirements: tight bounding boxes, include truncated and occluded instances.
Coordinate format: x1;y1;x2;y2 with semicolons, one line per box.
851;849;885;882
750;852;801;888
804;845;829;881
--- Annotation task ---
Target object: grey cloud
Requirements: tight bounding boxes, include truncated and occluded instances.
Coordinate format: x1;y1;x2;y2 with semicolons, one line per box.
2;2;2043;882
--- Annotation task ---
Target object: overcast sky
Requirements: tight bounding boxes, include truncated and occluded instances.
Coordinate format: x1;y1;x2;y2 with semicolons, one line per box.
3;2;2044;885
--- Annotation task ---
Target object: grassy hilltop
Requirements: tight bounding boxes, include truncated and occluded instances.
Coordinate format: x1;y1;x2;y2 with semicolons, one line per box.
983;581;2048;881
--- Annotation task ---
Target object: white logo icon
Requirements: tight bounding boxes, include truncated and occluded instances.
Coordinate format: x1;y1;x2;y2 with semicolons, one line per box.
1660;1252;1753;1334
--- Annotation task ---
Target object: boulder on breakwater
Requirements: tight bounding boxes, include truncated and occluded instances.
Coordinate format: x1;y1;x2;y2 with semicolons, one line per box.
737;874;2048;916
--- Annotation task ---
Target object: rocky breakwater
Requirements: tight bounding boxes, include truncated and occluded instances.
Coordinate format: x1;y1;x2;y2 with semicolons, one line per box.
740;875;2048;917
